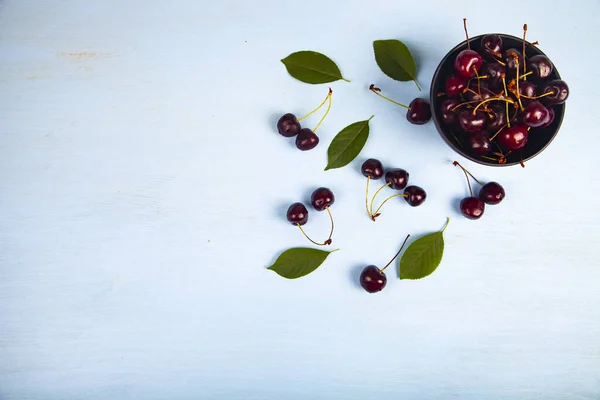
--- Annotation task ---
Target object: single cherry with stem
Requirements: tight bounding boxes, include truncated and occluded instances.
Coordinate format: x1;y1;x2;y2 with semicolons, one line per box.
361;158;384;219
295;89;333;151
277;88;331;137
286;199;334;246
359;234;411;293
453;19;483;79
369;85;431;125
453;161;485;220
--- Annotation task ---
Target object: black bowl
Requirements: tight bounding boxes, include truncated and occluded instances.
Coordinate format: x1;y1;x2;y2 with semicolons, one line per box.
430;34;566;167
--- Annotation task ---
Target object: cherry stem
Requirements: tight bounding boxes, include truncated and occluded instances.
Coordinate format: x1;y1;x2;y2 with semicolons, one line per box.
379;234;411;273
489;124;506;141
521;91;555;100
492;56;506;66
522;24;528;80
474;67;482;95
325;206;334;245
370;182;391;219
372;193;408;219
472;96;514;115
451;98;481;112
501;75;511;128
313;92;332;133
297;224;327;246
453;160;484;187
463;18;470;49
296;88;332;122
365;176;372;218
369;84;410;109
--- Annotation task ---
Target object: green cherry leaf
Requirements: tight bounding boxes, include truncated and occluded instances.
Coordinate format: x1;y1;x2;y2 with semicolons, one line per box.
267;247;338;279
281;51;350;84
325;116;374;171
399;218;450;280
373;39;421;90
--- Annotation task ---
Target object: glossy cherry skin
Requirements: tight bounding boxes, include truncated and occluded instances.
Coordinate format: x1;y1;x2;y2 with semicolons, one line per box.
295;128;319;150
458;109;486;133
454;49;483;79
440;99;459;125
460;197;485;220
311;187;335;211
406;98;431;125
361;158;384;180
467;132;492;155
528;55;553;80
404;185;426;207
497;124;528;151
385;169;409;190
464;81;493;102
286;202;308;225
504;48;524;74
481;34;503;59
445;75;467;98
277;113;301;137
360;265;386;293
540;80;569;105
540;108;555;128
523;101;550;128
480;62;506;90
518;81;537;106
486;104;507;133
479;182;505;205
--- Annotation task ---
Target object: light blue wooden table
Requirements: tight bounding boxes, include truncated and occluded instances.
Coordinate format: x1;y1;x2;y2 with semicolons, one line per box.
1;1;599;398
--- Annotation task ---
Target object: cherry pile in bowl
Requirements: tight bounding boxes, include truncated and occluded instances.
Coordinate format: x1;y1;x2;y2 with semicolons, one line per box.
430;30;568;167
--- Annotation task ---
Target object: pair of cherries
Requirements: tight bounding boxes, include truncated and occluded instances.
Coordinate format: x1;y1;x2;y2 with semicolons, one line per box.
286;187;336;246
453;161;505;220
276;89;332;151
361;158;427;221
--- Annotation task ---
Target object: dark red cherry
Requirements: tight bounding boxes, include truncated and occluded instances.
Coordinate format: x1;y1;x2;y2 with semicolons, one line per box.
404;185;426;207
497;124;528;151
464;80;493;102
523;101;550;128
480;62;506;90
458;109;486;133
277;113;301;137
359;265;387;293
286;202;308;225
460;197;485;220
385;169;409;190
295;128;319;151
479;182;505;205
486;104;507;133
540;80;569;105
454;49;483;79
440;99;459;125
467;132;492;155
528;55;553;80
540;107;555;128
361;159;384;180
311;187;335;211
445;75;468;98
504;48;524;74
518;81;537;106
481;34;503;59
406;98;431;125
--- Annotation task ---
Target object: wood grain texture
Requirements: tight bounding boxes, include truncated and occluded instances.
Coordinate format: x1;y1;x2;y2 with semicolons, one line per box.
1;0;599;399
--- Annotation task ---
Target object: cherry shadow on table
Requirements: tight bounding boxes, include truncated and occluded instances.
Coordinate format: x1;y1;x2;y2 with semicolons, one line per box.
348;264;366;290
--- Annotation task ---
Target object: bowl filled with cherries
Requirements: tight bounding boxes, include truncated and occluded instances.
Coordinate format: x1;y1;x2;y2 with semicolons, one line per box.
430;24;568;166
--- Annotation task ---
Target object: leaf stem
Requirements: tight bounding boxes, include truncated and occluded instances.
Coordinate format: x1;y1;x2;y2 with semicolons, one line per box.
342;78;351;83
413;79;422;91
369;84;410;109
296;88;332;122
441;217;450;232
380;234;411;273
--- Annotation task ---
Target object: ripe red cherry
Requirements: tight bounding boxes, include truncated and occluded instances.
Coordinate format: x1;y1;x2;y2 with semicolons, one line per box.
467;132;492;155
311;187;335;211
406;98;431;125
481;34;503;59
359;265;387;293
497;124;528;151
295;128;319;151
528;55;553;80
541;80;569;106
453;49;483;79
445;75;467;98
523;101;550;128
460;197;485;220
540;108;556;128
479;182;505;205
286;203;308;225
458;109;486;133
440;99;459;125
